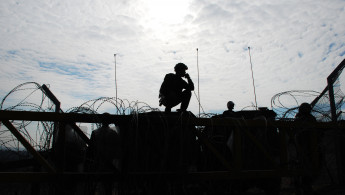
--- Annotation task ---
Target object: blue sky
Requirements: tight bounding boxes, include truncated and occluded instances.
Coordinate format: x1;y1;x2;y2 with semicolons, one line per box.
1;0;345;114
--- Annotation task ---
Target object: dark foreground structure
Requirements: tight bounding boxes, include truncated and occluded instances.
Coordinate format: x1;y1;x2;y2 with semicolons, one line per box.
1;109;345;195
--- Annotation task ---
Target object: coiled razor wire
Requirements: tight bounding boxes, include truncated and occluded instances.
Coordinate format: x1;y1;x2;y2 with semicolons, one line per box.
1;81;345;160
271;88;345;121
0;82;160;160
271;90;321;120
0;82;57;160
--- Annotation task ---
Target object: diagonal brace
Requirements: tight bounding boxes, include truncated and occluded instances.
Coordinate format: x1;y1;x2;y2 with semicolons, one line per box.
2;120;56;173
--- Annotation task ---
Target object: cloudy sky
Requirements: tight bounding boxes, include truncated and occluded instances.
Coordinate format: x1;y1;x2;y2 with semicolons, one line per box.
1;0;345;114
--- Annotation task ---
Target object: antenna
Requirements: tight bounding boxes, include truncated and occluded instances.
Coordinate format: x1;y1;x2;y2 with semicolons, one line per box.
197;48;200;117
248;47;258;110
114;54;118;114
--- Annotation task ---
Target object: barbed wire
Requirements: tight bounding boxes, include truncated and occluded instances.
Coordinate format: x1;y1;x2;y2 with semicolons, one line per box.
1;81;345;159
271;90;322;119
0;82;159;159
0;82;162;158
271;87;345;121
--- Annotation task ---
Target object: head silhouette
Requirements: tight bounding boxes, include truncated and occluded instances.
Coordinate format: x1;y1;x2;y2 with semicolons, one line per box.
227;101;234;110
174;63;188;77
102;112;111;127
299;103;312;115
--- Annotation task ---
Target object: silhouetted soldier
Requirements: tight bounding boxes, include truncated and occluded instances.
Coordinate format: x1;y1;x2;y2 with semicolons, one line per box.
223;101;235;117
294;103;319;195
87;114;120;172
86;113;120;195
159;63;194;112
295;103;316;122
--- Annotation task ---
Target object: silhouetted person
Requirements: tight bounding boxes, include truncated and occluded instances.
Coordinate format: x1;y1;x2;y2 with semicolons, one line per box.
223;101;235;117
64;124;87;172
86;113;120;195
87;113;120;172
159;63;194;112
295;103;316;122
294;103;319;195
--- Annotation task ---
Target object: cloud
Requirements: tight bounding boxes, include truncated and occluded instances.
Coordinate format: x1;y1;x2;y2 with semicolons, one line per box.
1;0;345;115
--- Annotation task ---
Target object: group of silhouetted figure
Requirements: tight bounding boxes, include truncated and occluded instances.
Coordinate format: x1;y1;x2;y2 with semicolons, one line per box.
158;62;320;195
60;62;321;195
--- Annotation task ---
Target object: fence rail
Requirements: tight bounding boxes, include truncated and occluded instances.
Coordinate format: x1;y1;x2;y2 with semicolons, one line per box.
0;110;344;183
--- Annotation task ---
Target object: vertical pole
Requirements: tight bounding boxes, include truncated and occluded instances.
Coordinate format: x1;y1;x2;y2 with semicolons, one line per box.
248;47;258;110
326;58;345;121
328;78;337;122
326;59;345;185
114;54;118;114
197;48;200;117
329;77;344;184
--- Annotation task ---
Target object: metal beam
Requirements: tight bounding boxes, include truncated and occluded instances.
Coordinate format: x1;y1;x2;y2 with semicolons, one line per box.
0;172;119;182
0;170;311;183
0;110;342;129
0;110;130;124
